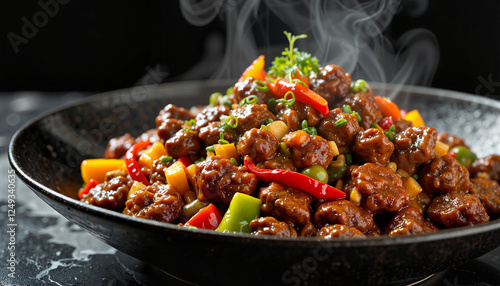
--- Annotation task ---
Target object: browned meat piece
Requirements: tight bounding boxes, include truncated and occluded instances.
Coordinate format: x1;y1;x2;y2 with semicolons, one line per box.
409;191;433;215
136;128;159;144
198;122;238;146
256;154;297;172
347;163;409;213
383;206;438;235
155;104;194;127
157;119;184;142
165;130;201;158
233;77;275;105
309;64;352;104
419;155;470;195
123;183;183;223
149;159;173;184
195;156;258;204
317;224;366;239
230;104;277;135
297;221;317;237
427;192;489;227
276;101;322;131
237;128;279;162
194;105;231;132
470;154;500;181
392;126;437;174
82;175;131;210
393;118;413;134
104;133;135;159
469;178;500;215
259;182;314;226
352;128;394;165
341;92;383;130
437;132;468;149
250;217;297;237
282;130;334;169
313;200;380;234
317;108;362;154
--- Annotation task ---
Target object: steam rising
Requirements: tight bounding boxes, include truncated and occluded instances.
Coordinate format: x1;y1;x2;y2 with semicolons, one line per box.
180;0;439;88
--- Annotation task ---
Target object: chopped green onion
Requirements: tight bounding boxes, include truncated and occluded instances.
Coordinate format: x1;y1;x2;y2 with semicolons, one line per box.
411;174;419;181
341;104;353;114
230;158;238;166
292;78;309;88
266;98;277;111
210;92;223;106
371;122;383;130
334;118;347;128
253;80;269;92
220;116;238;131
261;125;269;129
194;157;205;164
279;142;291;157
345;153;353;166
218;132;229;145
352;111;362;122
301;120;317;136
183;127;194;133
226;86;234;95
384;125;396;142
240;95;258;106
206;146;215;152
186;119;196;126
160;155;173;164
219;95;233;107
350;79;370;93
265;118;274;125
276;91;296;107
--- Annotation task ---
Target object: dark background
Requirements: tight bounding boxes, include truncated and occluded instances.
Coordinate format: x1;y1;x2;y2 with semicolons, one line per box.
0;0;499;96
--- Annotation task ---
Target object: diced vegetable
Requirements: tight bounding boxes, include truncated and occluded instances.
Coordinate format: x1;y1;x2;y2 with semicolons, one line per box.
216;193;261;234
125;140;151;186
350;188;362;204
81;159;125;184
327;141;339;157
449;146;478;169
301;165;329;184
128;181;147;200
184;203;222;230
183;199;209;219
165;161;190;195
404;109;424;127
214;143;240;164
434;141;450;157
238;55;266;82
327;160;347;182
374;96;402;120
403;177;423;199
267;120;289;141
270;78;329;117
138;142;168;170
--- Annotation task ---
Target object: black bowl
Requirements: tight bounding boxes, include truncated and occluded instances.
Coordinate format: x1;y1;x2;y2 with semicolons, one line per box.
9;81;500;286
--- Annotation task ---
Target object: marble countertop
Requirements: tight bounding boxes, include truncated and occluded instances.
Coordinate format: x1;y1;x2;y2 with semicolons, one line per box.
1;91;499;286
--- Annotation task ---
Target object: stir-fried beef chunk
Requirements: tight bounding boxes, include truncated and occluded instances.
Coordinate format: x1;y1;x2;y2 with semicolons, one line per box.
392;126;437;174
427;192;489;227
82;175;131;210
165;130;201;158
313;200;380;234
233;77;275;105
341;92;383;130
317;108;362;154
419;155;470;195
383;206;438;235
237;128;279;162
250;217;297;237
469;154;500;181
276;101;322;132
194;105;231;132
104;133;135;159
309;64;352;104
469;178;500;215
230;104;277;135
353;128;394;165
156;104;194;126
437;132;468;149
282;130;334;169
317;224;366;239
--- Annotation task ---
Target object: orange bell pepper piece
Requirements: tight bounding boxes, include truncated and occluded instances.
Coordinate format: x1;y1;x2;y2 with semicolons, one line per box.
404;109;425;127
81;159;125;184
238;55;266;82
374;96;402;120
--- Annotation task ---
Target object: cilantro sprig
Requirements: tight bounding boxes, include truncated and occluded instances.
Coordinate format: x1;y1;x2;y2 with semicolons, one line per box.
268;31;320;80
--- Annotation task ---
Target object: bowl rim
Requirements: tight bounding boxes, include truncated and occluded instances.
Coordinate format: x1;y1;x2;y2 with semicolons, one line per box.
8;81;500;248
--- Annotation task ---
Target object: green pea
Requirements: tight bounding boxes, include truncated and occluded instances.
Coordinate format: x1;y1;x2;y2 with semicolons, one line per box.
301;165;329;184
327;160;347;182
450;146;477;169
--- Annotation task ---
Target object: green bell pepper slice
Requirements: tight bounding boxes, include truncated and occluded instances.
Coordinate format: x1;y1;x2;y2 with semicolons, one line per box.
216;192;261;234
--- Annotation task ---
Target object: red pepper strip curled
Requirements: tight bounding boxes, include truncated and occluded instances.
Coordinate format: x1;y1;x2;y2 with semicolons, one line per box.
177;156;192;168
184;203;222;230
78;178;99;199
244;158;346;200
271;78;329;118
125;140;151;186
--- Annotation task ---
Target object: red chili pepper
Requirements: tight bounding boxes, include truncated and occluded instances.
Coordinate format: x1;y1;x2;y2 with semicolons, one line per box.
270;78;329;118
244;158;346;200
125;140;151;186
447;152;457;158
184;203;222;230
378;116;394;130
177;156;192;168
78;179;99;199
238;55;267;82
374;96;402;120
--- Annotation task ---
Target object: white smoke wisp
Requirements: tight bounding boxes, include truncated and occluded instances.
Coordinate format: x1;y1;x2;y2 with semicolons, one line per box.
179;0;439;90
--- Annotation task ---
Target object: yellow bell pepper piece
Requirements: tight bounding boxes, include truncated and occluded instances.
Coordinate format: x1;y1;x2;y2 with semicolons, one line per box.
138;142;168;170
214;143;240;164
404;109;425;127
165;161;190;195
81;159;125;184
